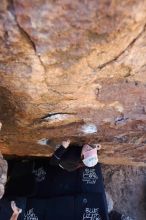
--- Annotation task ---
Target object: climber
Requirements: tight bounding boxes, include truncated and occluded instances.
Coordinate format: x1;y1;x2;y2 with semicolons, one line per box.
50;139;101;171
2;158;109;220
0;138;127;220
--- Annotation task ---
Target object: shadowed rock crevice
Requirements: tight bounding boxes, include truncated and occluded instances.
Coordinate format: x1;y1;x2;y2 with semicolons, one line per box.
102;165;146;220
0;86;21;126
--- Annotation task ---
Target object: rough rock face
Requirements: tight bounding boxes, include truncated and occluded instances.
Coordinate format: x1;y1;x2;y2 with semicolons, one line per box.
0;152;8;199
102;165;146;220
0;0;146;165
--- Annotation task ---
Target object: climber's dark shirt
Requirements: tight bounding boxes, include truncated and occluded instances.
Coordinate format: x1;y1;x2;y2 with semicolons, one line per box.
1;160;110;220
50;144;83;171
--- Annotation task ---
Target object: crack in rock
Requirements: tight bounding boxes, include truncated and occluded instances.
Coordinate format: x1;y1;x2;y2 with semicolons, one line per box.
7;0;46;75
98;23;146;70
41;112;77;121
30;112;82;129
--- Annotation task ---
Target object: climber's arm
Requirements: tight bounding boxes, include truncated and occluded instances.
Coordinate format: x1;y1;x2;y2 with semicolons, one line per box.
50;140;70;166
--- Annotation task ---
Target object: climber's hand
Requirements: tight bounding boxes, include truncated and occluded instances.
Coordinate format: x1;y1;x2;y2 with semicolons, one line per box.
62;139;71;149
11;201;22;214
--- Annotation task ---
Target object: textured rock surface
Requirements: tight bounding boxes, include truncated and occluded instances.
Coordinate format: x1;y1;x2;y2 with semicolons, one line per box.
0;153;8;199
102;165;146;220
0;0;146;165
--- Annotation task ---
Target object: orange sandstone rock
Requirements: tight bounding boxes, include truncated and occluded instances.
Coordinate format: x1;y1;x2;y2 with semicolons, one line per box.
0;0;146;165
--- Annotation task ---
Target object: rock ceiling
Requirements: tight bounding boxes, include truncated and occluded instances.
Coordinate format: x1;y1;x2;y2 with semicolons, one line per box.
0;0;146;166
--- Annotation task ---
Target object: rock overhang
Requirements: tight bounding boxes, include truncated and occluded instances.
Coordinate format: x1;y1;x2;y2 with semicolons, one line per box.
0;0;146;166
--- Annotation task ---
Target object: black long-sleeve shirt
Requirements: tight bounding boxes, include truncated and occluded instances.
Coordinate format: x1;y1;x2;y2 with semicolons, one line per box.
2;162;110;220
50;144;83;171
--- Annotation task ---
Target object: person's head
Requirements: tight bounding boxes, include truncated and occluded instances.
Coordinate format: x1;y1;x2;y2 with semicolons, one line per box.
81;144;101;167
